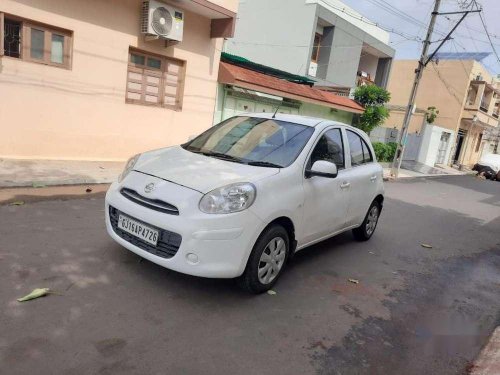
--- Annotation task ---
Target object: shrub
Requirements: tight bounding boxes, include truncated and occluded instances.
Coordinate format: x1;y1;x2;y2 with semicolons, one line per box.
372;142;397;162
426;106;439;124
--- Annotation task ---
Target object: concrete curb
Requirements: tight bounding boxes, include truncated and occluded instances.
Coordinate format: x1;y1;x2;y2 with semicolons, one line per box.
383;173;472;182
470;326;500;374
0;184;110;205
0;179;115;188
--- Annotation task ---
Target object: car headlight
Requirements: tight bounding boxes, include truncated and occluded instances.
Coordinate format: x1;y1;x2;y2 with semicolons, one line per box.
118;154;140;182
199;183;256;214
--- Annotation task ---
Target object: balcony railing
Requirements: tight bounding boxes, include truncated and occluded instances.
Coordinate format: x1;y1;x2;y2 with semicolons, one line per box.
479;101;489;113
356;75;375;87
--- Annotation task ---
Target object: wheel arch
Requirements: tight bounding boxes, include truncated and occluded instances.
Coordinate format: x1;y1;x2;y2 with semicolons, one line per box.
267;216;296;250
374;194;384;210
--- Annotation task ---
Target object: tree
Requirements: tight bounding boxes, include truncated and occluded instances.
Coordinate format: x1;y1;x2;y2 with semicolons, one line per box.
353;85;391;133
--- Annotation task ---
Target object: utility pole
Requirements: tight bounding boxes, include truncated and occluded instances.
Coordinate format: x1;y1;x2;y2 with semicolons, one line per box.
390;1;482;177
390;0;441;177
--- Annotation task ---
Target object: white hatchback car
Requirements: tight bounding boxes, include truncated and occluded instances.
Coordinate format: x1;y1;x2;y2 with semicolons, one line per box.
105;114;384;293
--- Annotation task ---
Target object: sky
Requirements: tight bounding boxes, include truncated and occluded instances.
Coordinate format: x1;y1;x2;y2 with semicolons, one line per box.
341;0;500;74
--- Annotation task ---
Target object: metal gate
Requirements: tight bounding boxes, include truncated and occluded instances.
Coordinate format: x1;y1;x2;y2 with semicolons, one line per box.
435;132;451;164
403;133;422;161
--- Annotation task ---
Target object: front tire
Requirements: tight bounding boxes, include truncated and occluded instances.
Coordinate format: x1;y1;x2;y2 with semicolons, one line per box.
353;201;381;241
238;225;289;294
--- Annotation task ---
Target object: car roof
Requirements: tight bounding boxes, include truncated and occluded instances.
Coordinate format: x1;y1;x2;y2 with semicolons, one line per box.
238;112;323;127
239;112;367;134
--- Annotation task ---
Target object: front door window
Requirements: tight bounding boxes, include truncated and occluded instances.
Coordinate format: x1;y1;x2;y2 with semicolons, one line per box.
309;128;345;169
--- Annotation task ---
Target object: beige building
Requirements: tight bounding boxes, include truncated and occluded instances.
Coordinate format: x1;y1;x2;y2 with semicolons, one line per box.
383;57;499;167
0;0;238;161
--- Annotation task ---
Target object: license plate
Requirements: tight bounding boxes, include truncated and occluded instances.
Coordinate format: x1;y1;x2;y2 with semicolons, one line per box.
118;214;159;246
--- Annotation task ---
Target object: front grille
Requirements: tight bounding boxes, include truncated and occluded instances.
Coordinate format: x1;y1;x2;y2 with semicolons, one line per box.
109;206;182;259
120;188;179;215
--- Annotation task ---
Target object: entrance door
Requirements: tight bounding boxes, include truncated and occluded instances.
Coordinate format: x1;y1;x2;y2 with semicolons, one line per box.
453;129;467;164
435;132;450;164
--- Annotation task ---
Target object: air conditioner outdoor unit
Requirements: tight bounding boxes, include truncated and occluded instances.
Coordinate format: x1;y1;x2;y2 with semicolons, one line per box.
141;0;184;42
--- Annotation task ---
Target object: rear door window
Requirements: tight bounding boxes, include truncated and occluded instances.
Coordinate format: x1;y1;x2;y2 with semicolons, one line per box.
347;130;373;166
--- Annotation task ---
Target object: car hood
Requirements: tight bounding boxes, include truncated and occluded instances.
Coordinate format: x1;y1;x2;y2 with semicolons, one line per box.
133;146;280;193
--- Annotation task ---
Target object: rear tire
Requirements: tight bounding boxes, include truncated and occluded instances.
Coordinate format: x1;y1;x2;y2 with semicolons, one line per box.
353;201;381;241
237;225;289;294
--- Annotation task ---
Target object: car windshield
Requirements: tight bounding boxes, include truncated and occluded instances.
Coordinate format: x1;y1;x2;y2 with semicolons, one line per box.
182;116;314;167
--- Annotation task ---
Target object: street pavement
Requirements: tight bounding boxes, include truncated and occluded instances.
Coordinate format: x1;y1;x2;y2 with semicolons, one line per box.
0;175;499;375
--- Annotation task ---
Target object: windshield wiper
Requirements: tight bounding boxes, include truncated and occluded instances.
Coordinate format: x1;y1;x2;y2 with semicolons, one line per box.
246;161;283;168
197;150;245;163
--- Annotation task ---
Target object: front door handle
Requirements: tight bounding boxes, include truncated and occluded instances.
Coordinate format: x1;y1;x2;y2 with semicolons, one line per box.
370;175;377;181
340;181;351;189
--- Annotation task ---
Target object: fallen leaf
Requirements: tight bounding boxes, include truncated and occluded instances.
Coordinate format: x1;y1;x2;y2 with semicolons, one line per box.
17;288;50;302
348;278;359;284
421;243;433;249
85;187;93;193
9;201;25;206
267;290;277;295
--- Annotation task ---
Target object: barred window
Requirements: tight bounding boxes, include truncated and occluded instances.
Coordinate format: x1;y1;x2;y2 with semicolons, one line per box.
1;12;72;69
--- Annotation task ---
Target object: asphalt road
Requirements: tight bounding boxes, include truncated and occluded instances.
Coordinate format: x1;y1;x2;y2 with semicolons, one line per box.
1;176;499;375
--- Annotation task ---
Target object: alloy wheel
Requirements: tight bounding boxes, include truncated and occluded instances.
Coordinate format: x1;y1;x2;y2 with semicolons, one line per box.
366;205;379;236
258;237;286;284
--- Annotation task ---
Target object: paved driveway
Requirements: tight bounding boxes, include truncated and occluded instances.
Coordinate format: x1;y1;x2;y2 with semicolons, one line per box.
1;176;499;374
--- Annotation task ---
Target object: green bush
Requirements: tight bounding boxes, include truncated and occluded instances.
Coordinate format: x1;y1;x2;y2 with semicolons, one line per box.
353;85;391;133
372;142;397;162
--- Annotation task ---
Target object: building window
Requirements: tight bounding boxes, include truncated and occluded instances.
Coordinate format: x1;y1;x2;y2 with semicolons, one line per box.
475;133;483;152
126;48;185;110
1;13;72;68
311;33;322;63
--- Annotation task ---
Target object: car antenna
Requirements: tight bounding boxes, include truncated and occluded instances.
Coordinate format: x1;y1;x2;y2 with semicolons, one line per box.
272;103;281;119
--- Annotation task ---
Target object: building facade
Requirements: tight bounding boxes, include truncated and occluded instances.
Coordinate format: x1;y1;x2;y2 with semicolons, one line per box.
384;56;499;167
225;0;394;92
213;53;364;125
0;0;238;161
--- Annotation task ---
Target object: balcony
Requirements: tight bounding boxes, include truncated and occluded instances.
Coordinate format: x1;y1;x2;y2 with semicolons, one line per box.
493;103;499;119
465;80;500;121
356;43;392;88
480;100;489;113
356;74;375;87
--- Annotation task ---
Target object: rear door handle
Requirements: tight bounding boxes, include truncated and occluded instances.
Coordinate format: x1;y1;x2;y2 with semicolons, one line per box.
370;175;377;181
340;181;350;189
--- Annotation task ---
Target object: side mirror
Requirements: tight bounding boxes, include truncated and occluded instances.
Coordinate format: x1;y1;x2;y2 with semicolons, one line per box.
305;160;338;179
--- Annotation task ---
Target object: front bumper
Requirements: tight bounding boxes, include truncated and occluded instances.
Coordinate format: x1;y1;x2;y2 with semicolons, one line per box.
105;174;265;278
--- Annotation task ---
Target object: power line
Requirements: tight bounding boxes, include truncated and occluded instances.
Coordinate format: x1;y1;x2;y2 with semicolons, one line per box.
391;0;442;177
430;61;466;105
472;0;500;63
363;0;500;50
364;0;428;30
313;0;423;41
